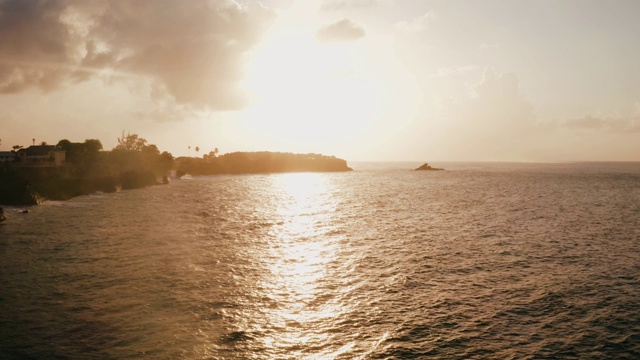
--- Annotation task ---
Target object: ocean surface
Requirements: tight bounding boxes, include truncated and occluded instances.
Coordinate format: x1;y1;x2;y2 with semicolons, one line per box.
1;162;639;359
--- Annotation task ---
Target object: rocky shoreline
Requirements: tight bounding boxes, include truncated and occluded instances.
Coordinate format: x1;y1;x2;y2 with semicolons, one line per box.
0;151;352;206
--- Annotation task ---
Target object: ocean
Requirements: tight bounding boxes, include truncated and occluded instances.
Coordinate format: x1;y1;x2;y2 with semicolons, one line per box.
1;162;639;359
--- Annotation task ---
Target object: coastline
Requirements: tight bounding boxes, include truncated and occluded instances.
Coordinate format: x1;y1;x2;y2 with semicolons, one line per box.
0;151;353;206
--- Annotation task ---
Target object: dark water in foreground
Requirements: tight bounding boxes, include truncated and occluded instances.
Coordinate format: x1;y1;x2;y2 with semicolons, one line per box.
1;162;639;359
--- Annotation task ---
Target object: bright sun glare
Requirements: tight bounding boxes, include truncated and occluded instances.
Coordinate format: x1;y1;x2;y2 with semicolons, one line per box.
242;13;378;148
257;173;346;352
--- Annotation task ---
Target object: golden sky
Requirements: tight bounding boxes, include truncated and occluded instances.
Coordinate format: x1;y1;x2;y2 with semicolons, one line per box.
1;0;639;161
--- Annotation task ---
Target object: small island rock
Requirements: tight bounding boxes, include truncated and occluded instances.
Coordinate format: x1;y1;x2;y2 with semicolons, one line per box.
414;163;444;171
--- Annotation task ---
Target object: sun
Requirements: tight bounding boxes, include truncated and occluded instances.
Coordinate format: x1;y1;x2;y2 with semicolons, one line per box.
241;13;379;149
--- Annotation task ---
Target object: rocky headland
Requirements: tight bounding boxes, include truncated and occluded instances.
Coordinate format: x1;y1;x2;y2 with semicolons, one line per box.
174;151;352;177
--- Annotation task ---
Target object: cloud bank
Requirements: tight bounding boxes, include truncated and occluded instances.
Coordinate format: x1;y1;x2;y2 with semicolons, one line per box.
316;18;365;43
564;114;640;133
440;67;544;160
0;0;274;110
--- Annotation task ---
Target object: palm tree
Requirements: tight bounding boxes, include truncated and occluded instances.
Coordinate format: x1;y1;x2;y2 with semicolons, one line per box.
188;145;191;157
195;146;200;157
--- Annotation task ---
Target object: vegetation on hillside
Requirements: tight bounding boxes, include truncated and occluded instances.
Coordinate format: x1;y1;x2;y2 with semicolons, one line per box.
1;132;352;206
1;133;174;205
175;151;352;176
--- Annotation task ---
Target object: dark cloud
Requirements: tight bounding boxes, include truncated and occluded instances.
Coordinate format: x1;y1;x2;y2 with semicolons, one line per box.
564;115;640;133
0;0;75;92
0;0;274;110
316;18;365;43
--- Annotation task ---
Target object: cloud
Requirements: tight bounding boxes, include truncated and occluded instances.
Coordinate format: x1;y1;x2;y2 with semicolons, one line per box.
452;67;534;124
438;67;546;160
431;65;478;78
321;0;391;11
316;18;365;43
563;115;605;129
564;114;640;133
0;0;76;92
395;12;436;33
0;0;275;111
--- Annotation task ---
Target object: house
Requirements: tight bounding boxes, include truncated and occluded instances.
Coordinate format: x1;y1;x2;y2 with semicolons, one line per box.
0;151;17;163
16;145;66;166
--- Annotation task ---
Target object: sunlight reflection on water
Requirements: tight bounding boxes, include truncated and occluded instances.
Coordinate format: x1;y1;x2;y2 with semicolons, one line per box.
256;173;347;357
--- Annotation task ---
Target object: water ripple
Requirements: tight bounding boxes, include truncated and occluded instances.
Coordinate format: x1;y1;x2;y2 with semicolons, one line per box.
1;163;640;358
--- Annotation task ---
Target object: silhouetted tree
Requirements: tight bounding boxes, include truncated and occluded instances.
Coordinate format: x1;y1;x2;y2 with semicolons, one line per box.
115;130;147;151
55;139;104;176
157;151;175;175
203;147;219;160
83;139;103;153
57;139;72;150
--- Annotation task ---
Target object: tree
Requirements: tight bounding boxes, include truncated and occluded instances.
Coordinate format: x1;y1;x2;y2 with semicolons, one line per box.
83;139;103;153
115;130;147;151
40;141;47;146
56;139;104;172
141;144;160;156
157;151;175;174
57;139;72;150
203;147;219;160
195;146;200;156
12;145;22;152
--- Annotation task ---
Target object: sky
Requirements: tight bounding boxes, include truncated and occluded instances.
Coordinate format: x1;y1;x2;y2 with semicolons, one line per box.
1;0;639;162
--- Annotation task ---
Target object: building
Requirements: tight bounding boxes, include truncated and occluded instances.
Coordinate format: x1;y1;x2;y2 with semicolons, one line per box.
0;151;17;163
16;145;66;166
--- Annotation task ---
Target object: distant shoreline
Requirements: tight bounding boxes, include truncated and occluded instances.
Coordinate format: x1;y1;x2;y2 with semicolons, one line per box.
0;151;353;206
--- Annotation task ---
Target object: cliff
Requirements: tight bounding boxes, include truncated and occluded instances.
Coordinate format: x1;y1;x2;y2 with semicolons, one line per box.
0;166;159;206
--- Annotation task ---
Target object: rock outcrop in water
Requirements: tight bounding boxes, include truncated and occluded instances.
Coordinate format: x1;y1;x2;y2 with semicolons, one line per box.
0;171;44;205
414;163;444;171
